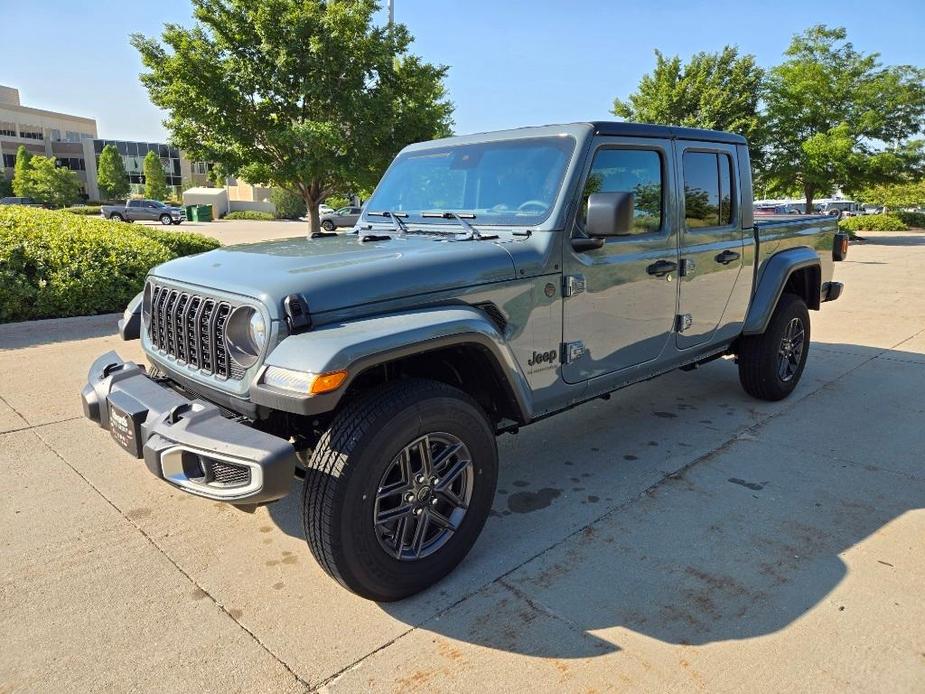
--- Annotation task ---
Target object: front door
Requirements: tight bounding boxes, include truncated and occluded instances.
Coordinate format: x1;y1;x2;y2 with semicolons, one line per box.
675;142;745;349
562;137;679;383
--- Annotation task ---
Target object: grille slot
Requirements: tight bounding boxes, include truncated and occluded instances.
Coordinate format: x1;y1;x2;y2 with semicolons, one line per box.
146;282;243;380
206;459;251;487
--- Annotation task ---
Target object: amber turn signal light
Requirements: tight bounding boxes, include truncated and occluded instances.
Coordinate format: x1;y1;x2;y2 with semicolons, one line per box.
310;370;348;394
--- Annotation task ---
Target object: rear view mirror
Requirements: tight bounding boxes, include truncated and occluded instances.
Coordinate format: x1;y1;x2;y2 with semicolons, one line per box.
587;192;634;237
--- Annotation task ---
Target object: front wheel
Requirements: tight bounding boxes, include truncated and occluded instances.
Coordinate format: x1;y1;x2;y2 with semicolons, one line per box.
159;214;172;225
302;379;498;601
737;293;810;401
109;213;124;222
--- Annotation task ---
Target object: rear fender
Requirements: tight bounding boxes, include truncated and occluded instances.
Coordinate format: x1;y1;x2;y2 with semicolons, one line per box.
743;247;820;335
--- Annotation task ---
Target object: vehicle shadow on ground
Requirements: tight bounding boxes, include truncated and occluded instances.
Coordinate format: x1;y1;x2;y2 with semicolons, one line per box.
268;342;923;658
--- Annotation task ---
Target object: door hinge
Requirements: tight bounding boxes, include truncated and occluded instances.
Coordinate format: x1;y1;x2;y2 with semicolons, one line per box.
562;341;586;364
676;314;693;333
679;258;696;277
563;274;586;297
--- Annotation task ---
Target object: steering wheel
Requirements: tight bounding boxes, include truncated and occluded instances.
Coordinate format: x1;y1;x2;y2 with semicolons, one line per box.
517;200;549;213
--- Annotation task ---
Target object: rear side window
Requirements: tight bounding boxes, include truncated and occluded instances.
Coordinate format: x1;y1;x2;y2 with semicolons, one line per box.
581;148;663;234
683;151;735;228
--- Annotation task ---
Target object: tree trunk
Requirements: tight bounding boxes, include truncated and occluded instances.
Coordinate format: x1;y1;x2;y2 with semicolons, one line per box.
305;194;321;235
804;186;815;216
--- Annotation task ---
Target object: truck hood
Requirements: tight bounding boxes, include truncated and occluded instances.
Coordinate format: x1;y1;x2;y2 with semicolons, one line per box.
151;233;517;317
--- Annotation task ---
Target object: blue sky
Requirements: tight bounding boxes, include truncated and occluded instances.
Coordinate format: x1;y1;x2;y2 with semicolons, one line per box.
5;0;925;142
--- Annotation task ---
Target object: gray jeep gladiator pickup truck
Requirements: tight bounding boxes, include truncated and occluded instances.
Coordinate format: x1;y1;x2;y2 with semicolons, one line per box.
81;122;847;601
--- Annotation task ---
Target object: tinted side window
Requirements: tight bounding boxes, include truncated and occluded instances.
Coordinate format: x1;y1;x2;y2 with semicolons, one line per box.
683;151;735;228
683;152;719;227
582;148;663;234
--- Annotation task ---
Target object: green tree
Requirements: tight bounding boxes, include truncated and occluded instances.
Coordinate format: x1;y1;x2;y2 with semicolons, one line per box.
269;187;306;219
859;179;925;210
612;46;765;164
12;146;34;198
97;144;130;201
143;150;168;200
131;0;453;233
24;156;81;207
763;25;925;212
207;161;227;188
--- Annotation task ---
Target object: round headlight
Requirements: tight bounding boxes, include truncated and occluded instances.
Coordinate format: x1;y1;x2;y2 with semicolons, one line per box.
225;306;266;368
248;311;267;351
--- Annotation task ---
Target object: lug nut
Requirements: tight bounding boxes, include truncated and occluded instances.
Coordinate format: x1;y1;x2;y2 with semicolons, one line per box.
405;493;415;502
414;508;423;515
431;497;439;505
416;475;425;484
431;477;439;485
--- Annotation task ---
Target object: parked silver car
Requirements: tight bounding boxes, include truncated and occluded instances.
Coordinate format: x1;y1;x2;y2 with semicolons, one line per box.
320;206;362;230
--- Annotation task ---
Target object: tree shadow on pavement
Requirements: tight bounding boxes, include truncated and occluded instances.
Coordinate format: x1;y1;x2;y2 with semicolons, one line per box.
268;342;923;658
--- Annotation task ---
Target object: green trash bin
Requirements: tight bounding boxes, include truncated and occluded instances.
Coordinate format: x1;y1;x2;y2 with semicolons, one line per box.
195;204;213;223
184;205;197;222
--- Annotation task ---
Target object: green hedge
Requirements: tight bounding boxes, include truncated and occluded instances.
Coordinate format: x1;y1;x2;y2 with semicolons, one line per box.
224;210;275;221
65;205;102;216
896;211;925;228
0;206;220;323
838;213;908;232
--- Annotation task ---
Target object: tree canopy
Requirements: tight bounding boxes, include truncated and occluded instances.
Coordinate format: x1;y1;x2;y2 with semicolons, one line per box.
12;153;81;208
612;46;765;163
143;150;169;200
763;25;925;210
97;144;130;201
131;0;453;232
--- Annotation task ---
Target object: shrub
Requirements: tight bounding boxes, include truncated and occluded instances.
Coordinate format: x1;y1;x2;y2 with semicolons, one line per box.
0;206;220;323
838;213;907;232
270;188;306;219
66;205;102;216
896;210;925;228
224;210;275;221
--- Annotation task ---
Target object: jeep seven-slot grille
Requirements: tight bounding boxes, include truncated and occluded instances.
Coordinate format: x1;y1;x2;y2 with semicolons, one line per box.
147;283;241;380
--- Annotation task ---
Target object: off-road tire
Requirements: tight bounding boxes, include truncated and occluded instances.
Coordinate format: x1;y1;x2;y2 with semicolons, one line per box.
321;219;336;231
302;379;498;601
159;214;172;225
738;292;810;401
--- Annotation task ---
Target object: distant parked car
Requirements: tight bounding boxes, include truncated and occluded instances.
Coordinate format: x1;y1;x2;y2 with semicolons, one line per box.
100;199;185;225
754;204;801;215
318;204;334;216
320;206;362;230
0;196;43;207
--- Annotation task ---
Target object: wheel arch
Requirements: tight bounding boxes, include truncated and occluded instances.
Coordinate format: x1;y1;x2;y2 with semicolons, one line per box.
743;247;821;335
251;306;533;425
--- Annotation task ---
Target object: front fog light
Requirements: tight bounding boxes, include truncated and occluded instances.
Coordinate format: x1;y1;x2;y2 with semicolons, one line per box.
262;367;347;395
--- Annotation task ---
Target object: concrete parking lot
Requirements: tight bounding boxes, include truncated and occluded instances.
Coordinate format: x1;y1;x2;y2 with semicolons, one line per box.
137;217;313;245
1;233;923;693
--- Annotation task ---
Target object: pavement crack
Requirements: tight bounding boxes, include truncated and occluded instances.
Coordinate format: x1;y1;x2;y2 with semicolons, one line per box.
30;428;313;693
0;415;81;437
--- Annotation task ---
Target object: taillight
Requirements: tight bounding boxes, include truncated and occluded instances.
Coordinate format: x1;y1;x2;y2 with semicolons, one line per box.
833;232;849;261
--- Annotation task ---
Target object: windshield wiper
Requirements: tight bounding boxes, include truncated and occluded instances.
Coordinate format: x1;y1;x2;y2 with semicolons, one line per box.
366;210;408;235
421;211;496;240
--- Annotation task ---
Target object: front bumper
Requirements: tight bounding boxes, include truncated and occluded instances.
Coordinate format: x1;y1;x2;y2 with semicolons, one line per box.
80;351;296;504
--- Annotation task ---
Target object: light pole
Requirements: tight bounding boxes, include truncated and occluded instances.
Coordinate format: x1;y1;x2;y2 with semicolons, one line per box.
388;0;394;25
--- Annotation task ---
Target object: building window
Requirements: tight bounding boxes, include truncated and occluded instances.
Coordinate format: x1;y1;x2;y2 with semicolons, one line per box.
19;126;43;140
50;129;61;142
2;154;16;168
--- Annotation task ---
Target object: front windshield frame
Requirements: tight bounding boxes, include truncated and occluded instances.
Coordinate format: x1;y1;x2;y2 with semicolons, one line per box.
364;135;577;227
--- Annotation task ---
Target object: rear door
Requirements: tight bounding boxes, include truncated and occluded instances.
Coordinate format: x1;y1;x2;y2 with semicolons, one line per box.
675;143;744;349
562;136;680;383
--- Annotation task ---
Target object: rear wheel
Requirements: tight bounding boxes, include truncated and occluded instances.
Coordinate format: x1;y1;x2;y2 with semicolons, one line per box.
302;379;498;601
737;293;810;401
321;219;336;231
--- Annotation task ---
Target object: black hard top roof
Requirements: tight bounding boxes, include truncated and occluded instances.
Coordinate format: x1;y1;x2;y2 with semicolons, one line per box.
588;121;747;145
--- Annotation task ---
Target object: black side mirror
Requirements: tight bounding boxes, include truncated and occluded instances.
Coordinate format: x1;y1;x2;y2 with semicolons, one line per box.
587;192;635;237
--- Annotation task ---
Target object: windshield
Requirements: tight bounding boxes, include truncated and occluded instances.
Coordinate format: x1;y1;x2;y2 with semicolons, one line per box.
365;136;575;226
